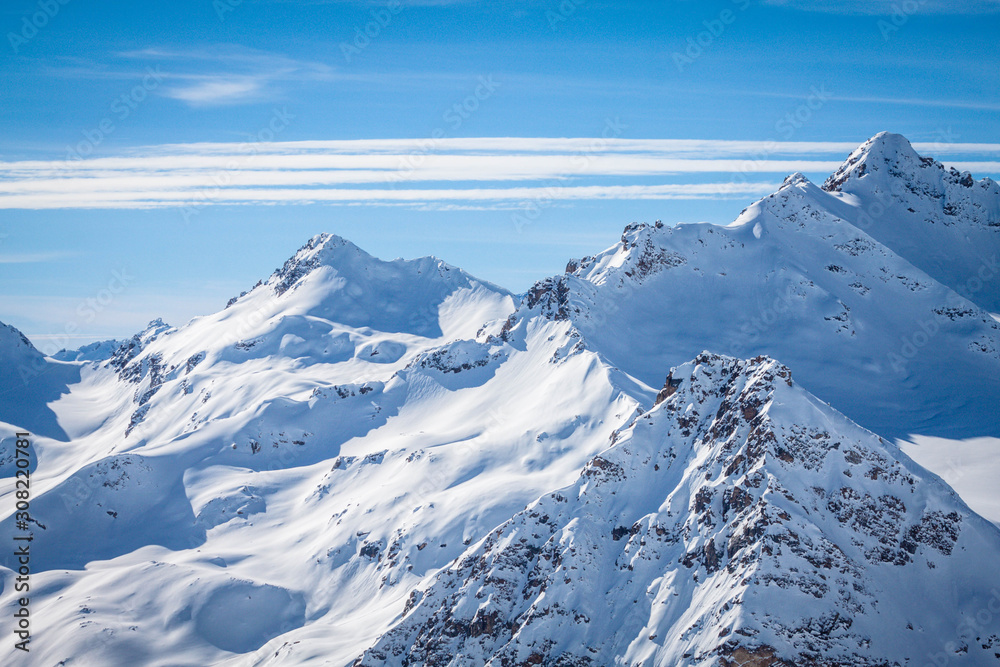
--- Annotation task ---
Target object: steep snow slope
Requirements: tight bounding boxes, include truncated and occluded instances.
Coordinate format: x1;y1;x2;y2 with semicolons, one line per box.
901;435;1000;527
357;353;1000;667
546;141;1000;439
0;238;650;666
823;132;1000;313
0;321;79;442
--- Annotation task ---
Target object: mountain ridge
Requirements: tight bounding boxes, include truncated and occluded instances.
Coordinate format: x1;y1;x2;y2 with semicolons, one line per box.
1;131;999;667
821;131;1000;312
356;352;1000;667
540;139;1000;439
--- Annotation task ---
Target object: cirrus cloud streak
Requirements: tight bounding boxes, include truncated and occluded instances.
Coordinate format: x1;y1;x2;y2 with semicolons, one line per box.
1;138;997;210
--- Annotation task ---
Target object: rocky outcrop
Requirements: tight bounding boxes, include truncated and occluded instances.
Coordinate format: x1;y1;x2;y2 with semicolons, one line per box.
355;353;1000;667
524;276;574;321
823;131;1000;230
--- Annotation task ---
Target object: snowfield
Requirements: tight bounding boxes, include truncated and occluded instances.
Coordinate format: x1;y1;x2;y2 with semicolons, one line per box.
0;132;998;666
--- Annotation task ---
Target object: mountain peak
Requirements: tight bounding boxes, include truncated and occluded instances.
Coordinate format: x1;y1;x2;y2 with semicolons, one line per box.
0;319;39;357
864;130;917;155
0;320;46;385
781;171;811;187
855;131;921;164
823;131;928;192
294;232;358;258
269;233;371;297
818;133;1000;312
220;233;380;309
654;351;792;408
219;232;514;339
106;318;173;374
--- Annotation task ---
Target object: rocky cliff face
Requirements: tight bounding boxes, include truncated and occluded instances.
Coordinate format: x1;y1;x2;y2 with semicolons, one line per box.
356;353;1000;667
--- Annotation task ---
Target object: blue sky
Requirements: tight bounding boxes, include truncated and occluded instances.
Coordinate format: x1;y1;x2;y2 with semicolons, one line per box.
1;0;999;350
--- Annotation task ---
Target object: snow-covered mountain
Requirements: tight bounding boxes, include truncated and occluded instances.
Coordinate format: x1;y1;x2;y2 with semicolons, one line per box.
823;132;1000;313
52;337;127;362
0;321;79;441
1;132;998;667
544;134;1000;439
357;353;1000;667
0;232;646;666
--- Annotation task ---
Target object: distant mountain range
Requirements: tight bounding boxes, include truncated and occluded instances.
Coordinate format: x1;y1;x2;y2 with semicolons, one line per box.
1;132;998;667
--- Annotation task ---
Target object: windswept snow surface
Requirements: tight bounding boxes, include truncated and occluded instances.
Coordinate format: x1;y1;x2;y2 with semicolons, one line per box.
901;435;1000;528
557;136;1000;439
0;234;643;666
823;132;1000;313
358;354;1000;667
1;133;999;667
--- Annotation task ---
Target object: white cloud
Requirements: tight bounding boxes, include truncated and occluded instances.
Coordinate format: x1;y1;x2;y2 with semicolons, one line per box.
161;77;267;106
0;251;78;263
47;46;336;108
0;138;996;211
0;183;785;210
